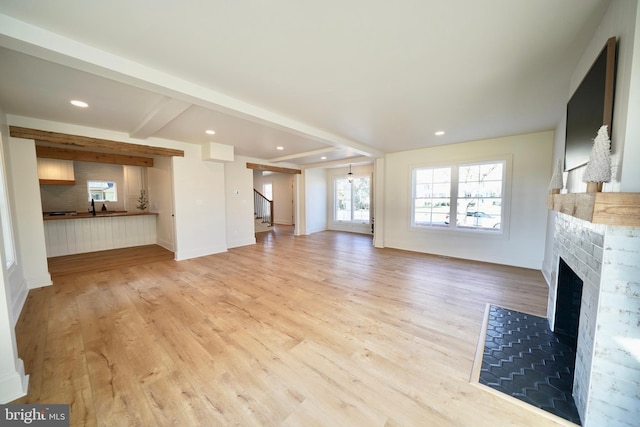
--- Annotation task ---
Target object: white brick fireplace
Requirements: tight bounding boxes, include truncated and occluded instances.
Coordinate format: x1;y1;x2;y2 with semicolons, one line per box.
548;212;639;427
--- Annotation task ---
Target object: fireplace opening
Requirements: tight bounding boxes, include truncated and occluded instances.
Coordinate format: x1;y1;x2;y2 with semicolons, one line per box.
554;257;584;352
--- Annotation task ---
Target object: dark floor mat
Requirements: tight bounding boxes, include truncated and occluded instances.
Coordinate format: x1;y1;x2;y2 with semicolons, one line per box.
479;305;581;425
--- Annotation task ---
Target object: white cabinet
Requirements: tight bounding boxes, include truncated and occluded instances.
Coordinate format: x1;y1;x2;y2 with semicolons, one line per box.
37;158;75;184
43;214;157;257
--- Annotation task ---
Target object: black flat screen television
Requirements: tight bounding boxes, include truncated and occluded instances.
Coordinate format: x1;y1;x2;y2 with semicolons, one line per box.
564;37;617;171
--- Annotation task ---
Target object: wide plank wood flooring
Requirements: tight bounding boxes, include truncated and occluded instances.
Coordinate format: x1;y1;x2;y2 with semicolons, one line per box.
14;226;562;426
47;244;174;277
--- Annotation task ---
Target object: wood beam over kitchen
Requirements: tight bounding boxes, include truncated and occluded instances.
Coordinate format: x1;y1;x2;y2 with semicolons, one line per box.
9;126;184;158
36;145;154;167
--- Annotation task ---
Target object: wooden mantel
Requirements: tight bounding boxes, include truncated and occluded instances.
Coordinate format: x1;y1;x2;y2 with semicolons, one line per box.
548;192;640;227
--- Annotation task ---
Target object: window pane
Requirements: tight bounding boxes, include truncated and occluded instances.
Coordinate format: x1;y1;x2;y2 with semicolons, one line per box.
432;183;450;198
459;165;480;182
457;161;503;231
88;181;117;202
335;178;351;221
433;168;451;183
352;177;370;222
263;183;272;200
479;181;502;198
415;183;430;198
481;163;503;180
412;167;451;227
458;182;479;198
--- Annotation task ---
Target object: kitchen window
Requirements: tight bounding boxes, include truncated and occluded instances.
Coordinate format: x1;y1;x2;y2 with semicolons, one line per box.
88;181;117;202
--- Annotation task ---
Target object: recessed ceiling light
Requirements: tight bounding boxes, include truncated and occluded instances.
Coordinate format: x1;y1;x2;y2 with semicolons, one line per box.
276;146;284;150
435;130;445;136
70;100;88;108
321;156;327;160
205;129;216;135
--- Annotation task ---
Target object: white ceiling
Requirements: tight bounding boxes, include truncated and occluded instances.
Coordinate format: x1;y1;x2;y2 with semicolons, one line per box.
0;1;610;166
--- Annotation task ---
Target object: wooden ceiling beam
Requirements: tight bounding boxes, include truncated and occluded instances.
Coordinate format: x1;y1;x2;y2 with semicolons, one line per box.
36;145;154;167
10;126;184;157
246;162;301;175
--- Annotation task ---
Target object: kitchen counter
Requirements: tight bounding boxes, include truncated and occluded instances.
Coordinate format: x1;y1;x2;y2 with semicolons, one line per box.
43;212;159;257
43;211;158;220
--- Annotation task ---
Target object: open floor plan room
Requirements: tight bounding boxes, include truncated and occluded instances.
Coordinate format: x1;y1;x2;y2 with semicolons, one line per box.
13;227;568;426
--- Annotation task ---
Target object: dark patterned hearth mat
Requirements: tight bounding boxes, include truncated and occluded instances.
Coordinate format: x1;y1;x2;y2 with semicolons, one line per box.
478;305;581;425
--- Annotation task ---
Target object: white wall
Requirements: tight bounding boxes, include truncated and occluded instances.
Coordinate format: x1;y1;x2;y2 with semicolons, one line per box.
7;139;51;292
304;167;327;234
0;111;28;403
564;0;640;193
383;131;554;269
172;154;227;260
544;0;640;280
225;156;256;248
620;1;640;192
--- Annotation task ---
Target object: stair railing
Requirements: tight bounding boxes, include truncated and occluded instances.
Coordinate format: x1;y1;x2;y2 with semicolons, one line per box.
253;189;273;226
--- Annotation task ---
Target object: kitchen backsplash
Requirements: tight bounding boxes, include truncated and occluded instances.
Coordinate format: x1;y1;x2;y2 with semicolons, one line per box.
40;161;126;213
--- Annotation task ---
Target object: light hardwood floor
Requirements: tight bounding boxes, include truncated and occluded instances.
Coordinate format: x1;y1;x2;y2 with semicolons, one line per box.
14;226;565;426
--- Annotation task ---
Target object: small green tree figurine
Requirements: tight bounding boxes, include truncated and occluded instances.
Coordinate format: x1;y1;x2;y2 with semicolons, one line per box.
136;189;148;211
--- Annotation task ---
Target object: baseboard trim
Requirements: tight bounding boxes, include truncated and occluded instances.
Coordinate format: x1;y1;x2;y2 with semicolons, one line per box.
0;359;28;404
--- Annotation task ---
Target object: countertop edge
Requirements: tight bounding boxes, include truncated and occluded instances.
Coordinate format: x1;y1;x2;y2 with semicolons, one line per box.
43;212;159;221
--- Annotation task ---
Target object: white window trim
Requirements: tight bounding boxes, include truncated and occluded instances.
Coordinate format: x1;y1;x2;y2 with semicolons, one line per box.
410;156;511;237
331;174;372;225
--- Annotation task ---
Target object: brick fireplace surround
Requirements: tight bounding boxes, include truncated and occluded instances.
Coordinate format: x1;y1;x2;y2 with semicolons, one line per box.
548;213;639;427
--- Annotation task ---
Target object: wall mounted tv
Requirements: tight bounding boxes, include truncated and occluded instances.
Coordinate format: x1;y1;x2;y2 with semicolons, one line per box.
564;36;617;171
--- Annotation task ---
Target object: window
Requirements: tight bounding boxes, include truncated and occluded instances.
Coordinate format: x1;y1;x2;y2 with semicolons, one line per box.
413;167;451;227
88;181;117;202
412;160;506;232
456;162;503;230
335;176;370;223
263;183;272;200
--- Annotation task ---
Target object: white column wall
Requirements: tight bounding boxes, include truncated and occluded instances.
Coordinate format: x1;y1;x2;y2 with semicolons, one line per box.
6;138;50;290
224;156;256;249
0;114;28;403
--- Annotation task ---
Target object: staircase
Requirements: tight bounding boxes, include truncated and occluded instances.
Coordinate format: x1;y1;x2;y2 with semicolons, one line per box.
254;189;273;231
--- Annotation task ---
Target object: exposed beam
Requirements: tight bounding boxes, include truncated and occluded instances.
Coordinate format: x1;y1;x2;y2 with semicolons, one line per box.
267;147;340;163
300;156;373;170
10;126;184;157
246;163;301;175
0;16;383;159
129;97;192;139
36;145;154;167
